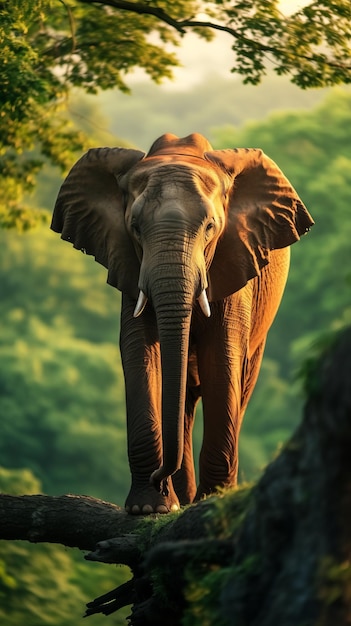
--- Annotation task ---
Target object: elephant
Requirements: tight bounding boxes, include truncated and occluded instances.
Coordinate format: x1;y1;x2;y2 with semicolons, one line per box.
51;132;314;515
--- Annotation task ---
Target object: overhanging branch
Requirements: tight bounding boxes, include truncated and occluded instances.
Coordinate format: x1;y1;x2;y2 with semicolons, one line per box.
78;0;351;74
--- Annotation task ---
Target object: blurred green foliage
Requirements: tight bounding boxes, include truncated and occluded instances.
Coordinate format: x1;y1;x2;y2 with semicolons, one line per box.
0;228;128;502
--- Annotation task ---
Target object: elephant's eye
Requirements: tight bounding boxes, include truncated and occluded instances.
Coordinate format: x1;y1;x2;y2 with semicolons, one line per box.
131;220;141;238
205;221;215;239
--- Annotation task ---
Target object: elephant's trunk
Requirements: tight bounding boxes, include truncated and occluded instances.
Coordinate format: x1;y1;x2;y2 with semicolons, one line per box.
144;246;198;493
152;286;193;491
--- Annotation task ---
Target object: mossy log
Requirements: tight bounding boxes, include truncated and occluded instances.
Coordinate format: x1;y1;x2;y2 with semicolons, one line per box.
1;327;351;625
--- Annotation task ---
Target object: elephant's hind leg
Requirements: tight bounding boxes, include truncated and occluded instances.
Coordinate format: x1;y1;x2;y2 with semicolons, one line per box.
240;339;266;418
194;295;250;499
173;383;201;505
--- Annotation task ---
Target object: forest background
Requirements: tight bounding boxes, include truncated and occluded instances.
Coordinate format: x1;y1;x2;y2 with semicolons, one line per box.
1;2;351;624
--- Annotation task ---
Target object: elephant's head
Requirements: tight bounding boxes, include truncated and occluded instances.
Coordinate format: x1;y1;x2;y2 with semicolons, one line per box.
51;133;313;492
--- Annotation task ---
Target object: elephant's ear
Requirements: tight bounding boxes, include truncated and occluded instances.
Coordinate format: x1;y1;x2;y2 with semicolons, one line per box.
51;147;145;298
205;148;314;302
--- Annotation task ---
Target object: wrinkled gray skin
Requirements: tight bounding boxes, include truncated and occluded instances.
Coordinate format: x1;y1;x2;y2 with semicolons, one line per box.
52;133;313;514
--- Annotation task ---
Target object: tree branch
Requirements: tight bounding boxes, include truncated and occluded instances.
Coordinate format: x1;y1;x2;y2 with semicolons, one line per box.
78;0;193;34
0;493;143;554
78;0;351;73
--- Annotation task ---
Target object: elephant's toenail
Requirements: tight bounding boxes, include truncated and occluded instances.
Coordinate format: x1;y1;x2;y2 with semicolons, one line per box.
131;505;141;514
155;505;169;514
141;504;153;514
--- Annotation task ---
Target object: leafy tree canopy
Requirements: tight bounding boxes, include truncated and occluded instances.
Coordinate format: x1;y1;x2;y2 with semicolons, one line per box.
1;0;350;229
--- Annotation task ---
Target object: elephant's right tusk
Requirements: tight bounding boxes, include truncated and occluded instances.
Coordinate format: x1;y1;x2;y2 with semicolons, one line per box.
198;289;211;317
133;290;148;317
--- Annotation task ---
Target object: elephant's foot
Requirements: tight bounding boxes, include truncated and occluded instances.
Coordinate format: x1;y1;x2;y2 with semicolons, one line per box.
172;468;197;506
194;477;238;502
193;484;208;502
125;479;180;515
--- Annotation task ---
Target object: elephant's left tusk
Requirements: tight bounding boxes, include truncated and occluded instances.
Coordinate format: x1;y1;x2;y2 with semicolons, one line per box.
133;290;148;317
198;289;211;317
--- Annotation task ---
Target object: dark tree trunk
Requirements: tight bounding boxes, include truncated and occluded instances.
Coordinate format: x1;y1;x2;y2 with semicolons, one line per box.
1;327;351;625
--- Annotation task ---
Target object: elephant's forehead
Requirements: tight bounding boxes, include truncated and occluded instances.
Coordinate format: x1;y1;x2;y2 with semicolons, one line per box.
130;160;222;197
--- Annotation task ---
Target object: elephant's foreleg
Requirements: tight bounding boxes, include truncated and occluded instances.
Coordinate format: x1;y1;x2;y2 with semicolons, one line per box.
120;294;179;514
